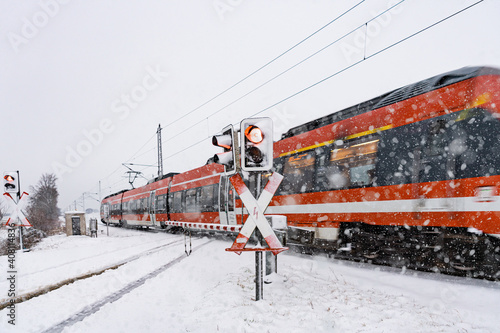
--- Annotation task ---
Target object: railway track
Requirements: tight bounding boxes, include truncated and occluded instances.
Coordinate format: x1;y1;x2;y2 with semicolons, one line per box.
0;237;189;311
107;223;500;282
41;240;212;333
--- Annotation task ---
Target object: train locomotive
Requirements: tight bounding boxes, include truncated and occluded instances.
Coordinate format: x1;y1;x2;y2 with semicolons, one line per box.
102;66;500;279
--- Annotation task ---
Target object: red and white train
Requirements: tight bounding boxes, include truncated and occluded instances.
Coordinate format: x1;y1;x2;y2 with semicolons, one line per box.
102;66;500;278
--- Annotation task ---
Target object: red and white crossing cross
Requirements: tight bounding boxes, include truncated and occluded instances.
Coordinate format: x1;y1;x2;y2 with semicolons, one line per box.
227;172;286;256
3;192;32;227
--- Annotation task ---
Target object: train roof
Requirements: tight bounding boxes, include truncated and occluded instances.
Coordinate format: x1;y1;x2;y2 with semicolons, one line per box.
147;172;179;184
281;66;500;139
101;172;180;202
102;189;128;201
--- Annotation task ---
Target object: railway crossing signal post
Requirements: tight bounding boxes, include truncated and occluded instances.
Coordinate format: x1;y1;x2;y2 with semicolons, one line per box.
3;171;31;251
216;118;288;301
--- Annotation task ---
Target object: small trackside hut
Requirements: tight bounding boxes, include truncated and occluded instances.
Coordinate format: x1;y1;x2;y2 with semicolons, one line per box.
65;211;86;236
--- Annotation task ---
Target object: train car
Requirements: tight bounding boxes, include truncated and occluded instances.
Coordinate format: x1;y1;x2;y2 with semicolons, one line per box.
100;189;127;226
267;66;500;276
101;66;500;278
100;164;242;233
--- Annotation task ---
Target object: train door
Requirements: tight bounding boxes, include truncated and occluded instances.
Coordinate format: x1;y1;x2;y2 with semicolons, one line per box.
219;176;237;225
149;190;156;226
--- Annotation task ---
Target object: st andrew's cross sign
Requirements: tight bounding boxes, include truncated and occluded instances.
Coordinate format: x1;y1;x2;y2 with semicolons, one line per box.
226;172;287;255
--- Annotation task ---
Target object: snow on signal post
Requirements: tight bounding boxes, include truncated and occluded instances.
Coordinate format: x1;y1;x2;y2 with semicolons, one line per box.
225;173;287;255
3;172;18;194
212;124;237;176
3;192;32;227
3;171;31;228
223;117;286;301
240;117;273;172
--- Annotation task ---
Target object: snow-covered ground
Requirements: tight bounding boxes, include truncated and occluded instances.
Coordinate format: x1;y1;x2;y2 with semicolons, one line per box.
0;224;499;332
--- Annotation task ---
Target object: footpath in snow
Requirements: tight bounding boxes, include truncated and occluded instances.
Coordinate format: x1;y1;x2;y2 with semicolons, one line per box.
0;225;499;332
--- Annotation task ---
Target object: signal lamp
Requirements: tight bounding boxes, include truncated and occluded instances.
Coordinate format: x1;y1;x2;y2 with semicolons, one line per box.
240;118;273;171
212;125;237;175
244;126;264;144
3;172;18;194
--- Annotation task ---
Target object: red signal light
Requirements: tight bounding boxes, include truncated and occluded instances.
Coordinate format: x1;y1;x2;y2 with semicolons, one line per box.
244;126;263;144
4;175;14;182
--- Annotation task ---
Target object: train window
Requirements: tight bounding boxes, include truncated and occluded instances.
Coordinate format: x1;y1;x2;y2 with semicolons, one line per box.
281;151;316;194
213;184;219;210
156;195;166;212
418;118;451;183
317;138;379;190
425;119;447;156
172;191;182;213
185;188;199;212
200;185;215;212
377;123;422;186
453;108;500;179
167;193;173;213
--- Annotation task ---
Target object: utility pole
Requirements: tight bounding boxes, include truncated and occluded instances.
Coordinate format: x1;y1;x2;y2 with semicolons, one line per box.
157;124;163;178
99;180;108;237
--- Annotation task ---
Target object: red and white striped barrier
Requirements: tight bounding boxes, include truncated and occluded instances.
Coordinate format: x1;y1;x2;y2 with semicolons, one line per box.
163;220;241;233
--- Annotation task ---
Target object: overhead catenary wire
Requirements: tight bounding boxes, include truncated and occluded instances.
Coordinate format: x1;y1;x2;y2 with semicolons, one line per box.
158;0;367;132
128;0;406;167
158;0;407;146
125;1;370;163
93;0;484;199
249;0;484;118
154;0;484;170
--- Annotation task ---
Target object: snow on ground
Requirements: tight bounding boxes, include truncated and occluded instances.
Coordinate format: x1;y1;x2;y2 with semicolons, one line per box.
0;225;499;332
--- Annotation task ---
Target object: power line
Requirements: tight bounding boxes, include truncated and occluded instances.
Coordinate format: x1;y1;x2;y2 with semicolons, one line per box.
95;0;484;197
159;0;484;166
153;0;405;153
249;0;485;117
126;131;157;163
94;1;369;184
160;0;407;142
159;0;367;131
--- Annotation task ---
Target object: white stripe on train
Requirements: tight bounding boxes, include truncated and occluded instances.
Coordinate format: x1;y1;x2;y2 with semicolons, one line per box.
266;196;500;214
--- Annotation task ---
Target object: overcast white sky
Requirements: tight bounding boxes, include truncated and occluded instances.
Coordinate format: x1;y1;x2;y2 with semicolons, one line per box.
1;0;500;211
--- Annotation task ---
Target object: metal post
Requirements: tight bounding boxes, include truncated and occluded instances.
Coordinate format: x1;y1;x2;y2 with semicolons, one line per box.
157;124;163;178
253;172;264;300
16;170;24;252
99;181;108;237
18;226;23;251
255;251;263;301
265;251;277;277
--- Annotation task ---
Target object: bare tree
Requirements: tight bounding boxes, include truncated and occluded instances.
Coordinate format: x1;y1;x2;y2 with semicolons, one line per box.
27;173;61;233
